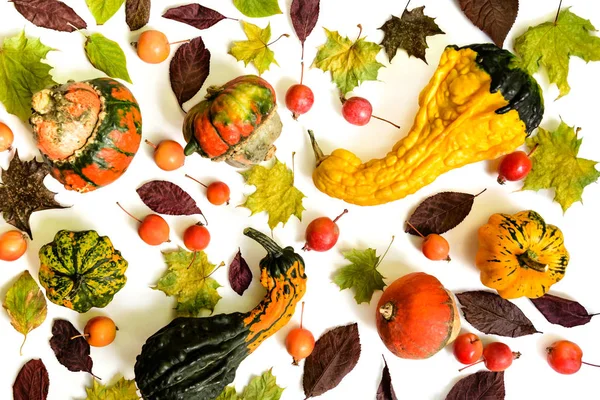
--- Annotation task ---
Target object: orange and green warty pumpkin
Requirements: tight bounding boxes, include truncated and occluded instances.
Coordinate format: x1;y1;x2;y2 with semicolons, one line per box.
182;75;282;167
30;78;142;192
476;210;569;299
38;230;128;313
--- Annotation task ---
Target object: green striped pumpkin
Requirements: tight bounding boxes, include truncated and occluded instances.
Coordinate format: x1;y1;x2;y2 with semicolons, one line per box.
39;230;128;313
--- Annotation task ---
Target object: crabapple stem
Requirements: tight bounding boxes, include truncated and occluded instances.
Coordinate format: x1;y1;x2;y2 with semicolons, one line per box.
145;139;157;149
300;301;305;330
169;39;191;45
116;202;142;224
300;45;305;85
371;115;401;129
582;361;600;368
527;144;539;157
458;359;484;372
332;209;349;224
405;221;425;238
185;174;208;188
70;334;90;340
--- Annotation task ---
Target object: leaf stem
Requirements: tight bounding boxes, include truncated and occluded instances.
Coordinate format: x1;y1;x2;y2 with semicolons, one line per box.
19;335;26;356
300;44;305;85
267;34;290;47
185;174;208;188
405;221;425;238
372;115;401;129
206;262;225;278
554;0;563;25
474;188;487;198
355;24;363;42
404;0;412;12
116;202;142;224
292;152;296;185
375;236;395;268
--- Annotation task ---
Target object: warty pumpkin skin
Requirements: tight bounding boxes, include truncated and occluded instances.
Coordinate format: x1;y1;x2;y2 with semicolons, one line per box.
38;230;128;313
134;227;306;400
376;272;460;360
182;75;282;168
476;210;569;299
308;43;544;206
30;78;142;192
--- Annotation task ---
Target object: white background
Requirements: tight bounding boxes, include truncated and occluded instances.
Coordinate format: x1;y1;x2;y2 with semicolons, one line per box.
1;0;600;399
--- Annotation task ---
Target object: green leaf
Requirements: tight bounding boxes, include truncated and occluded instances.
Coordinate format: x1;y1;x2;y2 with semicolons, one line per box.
3;270;47;355
312;27;384;95
233;0;282;18
85;376;139;399
85;0;126;25
240;158;305;230
155;248;222;316
523;121;600;212
229;21;282;75
84;33;132;83
333;247;387;304
514;8;600;98
216;370;283;400
0;31;56;121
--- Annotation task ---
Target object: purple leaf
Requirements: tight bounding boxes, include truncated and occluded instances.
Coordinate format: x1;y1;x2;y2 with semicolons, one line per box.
531;294;598;328
163;4;231;30
376;356;397;400
446;371;505;399
49;319;95;376
125;0;150;31
291;0;320;44
137;180;207;221
13;0;86;32
169;36;211;108
229;248;252;296
13;359;49;400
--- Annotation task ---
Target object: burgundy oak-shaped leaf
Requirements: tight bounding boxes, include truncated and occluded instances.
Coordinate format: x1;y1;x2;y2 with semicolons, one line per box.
456;291;541;338
303;323;361;399
13;359;49;400
163;4;231;30
229;248;252;296
458;0;519;47
125;0;150;31
291;0;320;44
446;371;505;400
13;0;86;32
531;294;598;328
406;190;485;236
49;319;95;376
169;36;211;108
376;356;397;400
137;180;205;219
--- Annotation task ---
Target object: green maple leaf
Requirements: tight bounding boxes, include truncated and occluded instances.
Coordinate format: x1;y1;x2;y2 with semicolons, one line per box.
514;8;600;98
230;21;283;75
84;33;132;83
333;242;392;304
216;369;284;400
0;31;56;121
240;158;305;230
85;0;125;25
155;248;222;316
233;0;282;18
3;270;47;355
523;121;600;212
312;27;384;95
85;376;139;400
380;6;444;64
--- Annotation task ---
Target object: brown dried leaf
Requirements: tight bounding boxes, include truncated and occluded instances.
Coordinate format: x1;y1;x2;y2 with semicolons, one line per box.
125;0;150;31
0;150;68;239
456;291;541;338
49;319;95;376
163;4;230;30
169;36;211;109
531;293;598;328
229;248;252;296
446;371;505;400
303;323;361;399
13;0;86;32
13;359;49;400
405;190;485;236
459;0;519;47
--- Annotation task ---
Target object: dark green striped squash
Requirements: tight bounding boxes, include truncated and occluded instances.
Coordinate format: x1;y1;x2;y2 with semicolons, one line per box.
134;228;306;400
182;75;282;168
38;230;128;313
30;78;142;193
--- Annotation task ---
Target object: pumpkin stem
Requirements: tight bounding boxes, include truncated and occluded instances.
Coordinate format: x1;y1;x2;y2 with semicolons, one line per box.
307;130;328;167
332;209;348;224
517;250;548;273
244;227;283;257
185;174;208;188
379;302;395;321
184;139;199;156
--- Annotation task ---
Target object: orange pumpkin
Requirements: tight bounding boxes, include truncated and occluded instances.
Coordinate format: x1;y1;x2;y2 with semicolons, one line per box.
376;272;460;359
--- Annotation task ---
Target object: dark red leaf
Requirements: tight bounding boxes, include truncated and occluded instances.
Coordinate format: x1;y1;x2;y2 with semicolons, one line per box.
406;190;485;236
49;319;95;376
13;359;49;400
446;371;505;400
458;0;519;47
169;37;211;108
291;0;320;44
163;4;230;30
125;0;150;31
376;356;397;400
303;323;361;399
13;0;87;32
531;294;598;328
229;248;252;296
137;180;206;221
456;291;541;338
